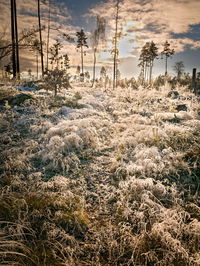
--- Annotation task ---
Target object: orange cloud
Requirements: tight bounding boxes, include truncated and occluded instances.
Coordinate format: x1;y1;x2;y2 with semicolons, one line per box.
0;0;199;77
88;0;200;53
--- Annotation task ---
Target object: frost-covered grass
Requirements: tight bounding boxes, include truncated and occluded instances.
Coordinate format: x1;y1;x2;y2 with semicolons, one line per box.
0;83;199;265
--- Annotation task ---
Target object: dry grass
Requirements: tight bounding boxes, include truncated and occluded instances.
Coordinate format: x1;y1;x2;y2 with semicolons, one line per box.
0;83;199;265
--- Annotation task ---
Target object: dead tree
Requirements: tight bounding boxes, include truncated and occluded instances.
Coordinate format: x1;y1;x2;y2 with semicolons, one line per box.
113;0;120;89
37;0;44;77
10;0;20;78
192;68;197;94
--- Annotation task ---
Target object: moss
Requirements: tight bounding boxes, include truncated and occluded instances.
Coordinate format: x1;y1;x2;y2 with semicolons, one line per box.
48;92;85;110
0;191;89;239
73;91;82;100
64;99;85;109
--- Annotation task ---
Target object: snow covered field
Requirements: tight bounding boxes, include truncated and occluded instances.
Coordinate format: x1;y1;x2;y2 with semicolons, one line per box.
0;83;200;265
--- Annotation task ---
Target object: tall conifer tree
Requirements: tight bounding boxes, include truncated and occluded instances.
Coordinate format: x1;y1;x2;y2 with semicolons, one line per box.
76;29;88;81
161;41;175;75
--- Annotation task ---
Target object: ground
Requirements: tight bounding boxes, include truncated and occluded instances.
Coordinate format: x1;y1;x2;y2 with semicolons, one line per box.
0;81;200;265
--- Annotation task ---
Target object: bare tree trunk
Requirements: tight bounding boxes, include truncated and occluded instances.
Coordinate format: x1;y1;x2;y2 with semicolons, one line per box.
81;45;84;81
146;64;149;84
113;0;120;89
142;64;145;85
38;0;44;77
165;55;168;76
13;0;20;78
116;59;118;87
13;0;20;79
149;61;153;84
192;68;197;95
144;62;147;83
46;0;51;72
92;48;96;87
10;0;16;78
36;52;38;79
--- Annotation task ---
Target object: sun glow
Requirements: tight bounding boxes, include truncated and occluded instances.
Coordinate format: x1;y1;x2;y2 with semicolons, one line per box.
98;20;139;64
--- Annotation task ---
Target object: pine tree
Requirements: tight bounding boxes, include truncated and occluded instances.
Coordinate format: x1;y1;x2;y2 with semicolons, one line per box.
149;41;158;83
28;68;32;79
76;65;80;75
85;71;90;81
138;41;158;85
138;42;151;85
161;41;175;75
49;39;63;69
62;54;70;72
100;66;106;79
100;66;107;88
75;65;80;82
76;29;88;81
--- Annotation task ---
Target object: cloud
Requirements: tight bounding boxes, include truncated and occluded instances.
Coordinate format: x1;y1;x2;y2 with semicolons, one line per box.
0;0;199;77
88;0;200;54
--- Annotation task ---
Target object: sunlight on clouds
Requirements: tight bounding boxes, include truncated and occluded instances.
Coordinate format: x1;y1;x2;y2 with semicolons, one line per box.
89;0;200;53
0;0;200;77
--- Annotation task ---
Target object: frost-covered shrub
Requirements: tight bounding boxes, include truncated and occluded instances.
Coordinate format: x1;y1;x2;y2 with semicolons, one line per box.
1;81;200;266
112;144;188;179
39;118;104;173
115;176;179;225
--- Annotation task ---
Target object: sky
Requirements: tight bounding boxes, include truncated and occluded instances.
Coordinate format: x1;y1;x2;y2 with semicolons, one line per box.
0;0;200;78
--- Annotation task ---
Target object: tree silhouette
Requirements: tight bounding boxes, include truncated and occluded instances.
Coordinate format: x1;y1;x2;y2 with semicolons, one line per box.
62;53;70;73
161;41;175;75
76;29;88;81
76;65;80;75
85;71;90;81
138;41;158;85
113;0;120;89
10;0;20;78
100;66;107;88
46;0;51;72
49;39;63;69
91;16;106;87
100;66;106;79
37;0;44;77
174;61;185;80
138;44;148;85
149;41;158;83
116;69;121;86
29;38;41;79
